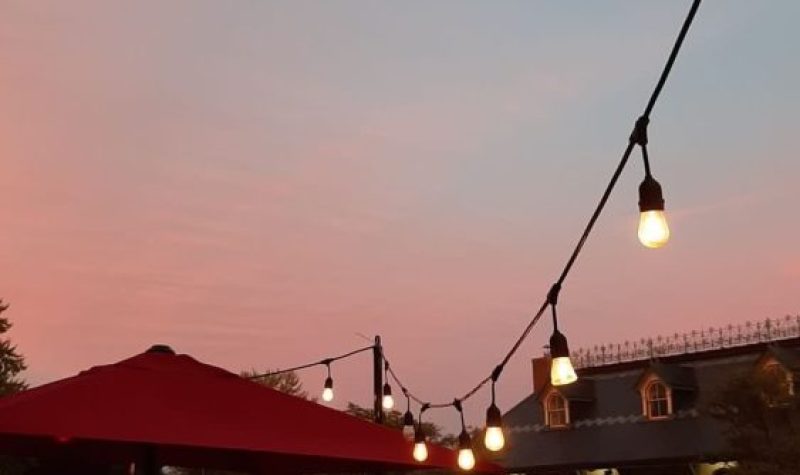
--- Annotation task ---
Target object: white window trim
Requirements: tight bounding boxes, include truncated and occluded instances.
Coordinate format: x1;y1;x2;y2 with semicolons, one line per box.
760;358;795;396
639;376;673;420
544;390;570;428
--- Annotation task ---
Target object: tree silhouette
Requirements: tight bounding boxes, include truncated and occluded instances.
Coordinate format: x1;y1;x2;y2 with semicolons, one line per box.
709;369;800;474
0;301;26;397
239;369;310;400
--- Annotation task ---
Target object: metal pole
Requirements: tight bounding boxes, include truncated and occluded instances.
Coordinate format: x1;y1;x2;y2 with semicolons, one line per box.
373;335;384;424
138;445;160;475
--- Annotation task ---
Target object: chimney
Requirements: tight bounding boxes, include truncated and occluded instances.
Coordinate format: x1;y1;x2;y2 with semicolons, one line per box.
532;355;552;395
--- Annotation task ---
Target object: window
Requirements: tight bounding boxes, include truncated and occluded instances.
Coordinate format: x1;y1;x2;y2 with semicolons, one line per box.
546;393;568;427
761;361;794;406
645;381;670;419
763;362;794;396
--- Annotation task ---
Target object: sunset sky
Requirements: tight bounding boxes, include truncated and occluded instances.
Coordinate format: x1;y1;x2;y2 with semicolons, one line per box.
0;1;797;431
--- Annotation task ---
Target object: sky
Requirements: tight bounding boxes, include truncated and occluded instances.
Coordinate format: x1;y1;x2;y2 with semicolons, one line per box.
0;1;798;432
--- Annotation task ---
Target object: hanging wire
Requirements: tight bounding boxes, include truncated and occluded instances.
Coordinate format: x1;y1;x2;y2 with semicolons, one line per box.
247;344;375;379
242;0;703;420
375;0;702;412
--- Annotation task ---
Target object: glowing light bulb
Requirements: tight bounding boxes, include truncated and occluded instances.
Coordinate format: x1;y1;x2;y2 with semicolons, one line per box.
457;429;475;471
322;387;334;402
550;356;577;386
457;448;476;471
322;376;334;402
637;174;669;249
484;426;505;452
484;403;505;451
638;210;670;248
413;441;428;462
382;383;394;410
549;329;578;386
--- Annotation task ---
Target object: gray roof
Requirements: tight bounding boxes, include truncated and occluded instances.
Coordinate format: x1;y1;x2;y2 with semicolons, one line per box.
763;345;800;372
537;379;595;402
497;343;786;471
634;361;697;391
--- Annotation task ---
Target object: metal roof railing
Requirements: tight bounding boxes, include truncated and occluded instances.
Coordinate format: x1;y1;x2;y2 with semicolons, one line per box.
572;315;800;369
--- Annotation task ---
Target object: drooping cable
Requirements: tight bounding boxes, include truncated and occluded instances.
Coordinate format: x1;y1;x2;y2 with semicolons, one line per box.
376;0;702;411
248;344;375;379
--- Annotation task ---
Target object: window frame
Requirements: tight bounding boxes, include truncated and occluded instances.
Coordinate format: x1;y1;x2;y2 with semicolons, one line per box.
642;380;672;420
544;392;569;428
762;361;794;396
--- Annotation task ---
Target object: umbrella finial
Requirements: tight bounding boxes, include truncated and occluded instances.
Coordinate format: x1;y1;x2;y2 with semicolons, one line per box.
147;344;175;355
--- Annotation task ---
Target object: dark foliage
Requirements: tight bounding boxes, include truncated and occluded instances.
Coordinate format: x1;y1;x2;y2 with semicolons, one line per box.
709;368;800;474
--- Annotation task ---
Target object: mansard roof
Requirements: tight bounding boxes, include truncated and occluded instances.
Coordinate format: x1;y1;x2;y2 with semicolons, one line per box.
500;336;800;471
537;378;595;402
634;361;697;391
757;344;800;372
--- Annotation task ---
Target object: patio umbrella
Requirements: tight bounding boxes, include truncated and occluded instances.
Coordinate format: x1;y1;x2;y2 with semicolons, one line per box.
0;345;500;474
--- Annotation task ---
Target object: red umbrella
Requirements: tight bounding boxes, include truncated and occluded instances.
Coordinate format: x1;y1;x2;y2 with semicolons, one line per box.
0;345;500;474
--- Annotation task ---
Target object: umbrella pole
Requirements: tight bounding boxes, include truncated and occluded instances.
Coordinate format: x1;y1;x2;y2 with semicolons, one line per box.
140;445;160;475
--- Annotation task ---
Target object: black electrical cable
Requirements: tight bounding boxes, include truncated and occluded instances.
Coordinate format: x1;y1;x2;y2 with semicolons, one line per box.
377;0;702;411
243;0;702;418
248;344;375;379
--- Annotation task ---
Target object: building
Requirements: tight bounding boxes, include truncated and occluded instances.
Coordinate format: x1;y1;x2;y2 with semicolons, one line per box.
500;316;800;475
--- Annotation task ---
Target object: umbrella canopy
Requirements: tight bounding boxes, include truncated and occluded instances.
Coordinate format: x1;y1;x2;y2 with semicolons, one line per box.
0;345;499;474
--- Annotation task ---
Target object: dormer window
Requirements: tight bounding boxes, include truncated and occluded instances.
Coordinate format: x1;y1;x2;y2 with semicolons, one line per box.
644;381;671;419
761;360;794;397
537;380;593;429
545;393;569;428
635;363;695;421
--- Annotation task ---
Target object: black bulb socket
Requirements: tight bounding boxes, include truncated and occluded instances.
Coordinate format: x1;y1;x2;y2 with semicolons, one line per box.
414;425;426;443
486;403;502;428
324;376;333;390
403;410;414;427
458;429;472;450
550;329;570;359
639;175;665;213
383;383;392;396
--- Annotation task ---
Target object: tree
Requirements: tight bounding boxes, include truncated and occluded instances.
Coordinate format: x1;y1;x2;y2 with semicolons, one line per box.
239;369;310;400
709;369;800;474
0;301;30;475
343;402;462;447
0;301;26;396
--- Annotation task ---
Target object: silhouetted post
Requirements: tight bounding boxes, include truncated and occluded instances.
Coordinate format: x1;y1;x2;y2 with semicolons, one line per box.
373;335;384;424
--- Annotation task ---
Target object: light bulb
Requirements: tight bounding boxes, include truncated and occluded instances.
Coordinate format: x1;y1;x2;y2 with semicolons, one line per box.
551;356;577;386
402;410;415;441
382;394;395;410
321;387;334;402
457;448;476;471
413;441;428;462
637;174;668;249
484;403;505;451
402;424;415;441
322;376;334;402
484;426;505;452
638;210;670;248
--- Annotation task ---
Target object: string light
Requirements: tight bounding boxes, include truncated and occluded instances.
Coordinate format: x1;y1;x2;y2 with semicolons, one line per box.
402;390;415;441
548;284;577;387
322;361;334;403
413;404;430;462
454;400;475;471
248;2;703;469
382;362;395;410
484;367;505;451
633;116;670;248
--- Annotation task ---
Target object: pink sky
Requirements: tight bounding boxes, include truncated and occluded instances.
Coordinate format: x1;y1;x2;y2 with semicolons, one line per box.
0;1;797;430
